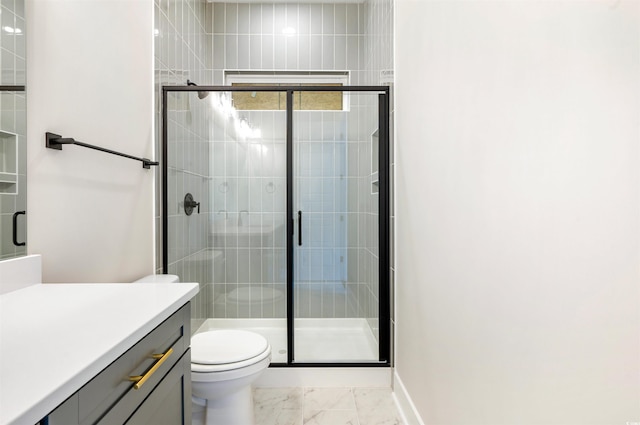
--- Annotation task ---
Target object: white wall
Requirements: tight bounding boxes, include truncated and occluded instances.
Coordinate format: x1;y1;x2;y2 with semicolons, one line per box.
395;1;640;424
26;0;154;282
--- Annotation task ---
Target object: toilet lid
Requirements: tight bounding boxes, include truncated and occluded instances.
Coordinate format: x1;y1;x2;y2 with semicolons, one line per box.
191;330;269;365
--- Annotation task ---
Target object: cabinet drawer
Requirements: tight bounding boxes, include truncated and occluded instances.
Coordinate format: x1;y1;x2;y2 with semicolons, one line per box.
125;349;191;425
78;303;190;425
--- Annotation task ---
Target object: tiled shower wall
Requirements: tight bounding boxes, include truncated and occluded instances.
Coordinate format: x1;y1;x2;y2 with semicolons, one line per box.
208;107;288;319
362;0;394;350
155;1;394;332
293;111;349;319
0;0;26;260
342;0;394;342
206;2;365;84
154;0;213;328
204;2;373;321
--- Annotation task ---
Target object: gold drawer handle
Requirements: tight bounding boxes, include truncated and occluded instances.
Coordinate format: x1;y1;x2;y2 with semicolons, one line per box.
128;347;174;390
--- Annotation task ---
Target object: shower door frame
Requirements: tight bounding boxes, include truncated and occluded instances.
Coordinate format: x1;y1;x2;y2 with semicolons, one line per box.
161;85;391;367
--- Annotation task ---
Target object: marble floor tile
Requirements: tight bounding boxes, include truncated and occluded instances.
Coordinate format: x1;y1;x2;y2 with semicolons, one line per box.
303;409;359;425
303;387;356;411
254;388;304;425
255;387;304;410
256;407;303;425
254;386;403;425
353;388;403;425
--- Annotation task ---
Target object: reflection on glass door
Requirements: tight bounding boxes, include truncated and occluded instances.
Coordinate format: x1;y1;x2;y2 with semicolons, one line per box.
163;89;289;362
292;91;387;363
0;0;26;260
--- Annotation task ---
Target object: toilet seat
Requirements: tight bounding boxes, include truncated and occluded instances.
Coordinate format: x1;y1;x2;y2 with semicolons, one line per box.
191;330;271;373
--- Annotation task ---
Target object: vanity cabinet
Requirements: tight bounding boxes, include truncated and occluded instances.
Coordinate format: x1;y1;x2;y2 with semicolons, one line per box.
42;303;192;425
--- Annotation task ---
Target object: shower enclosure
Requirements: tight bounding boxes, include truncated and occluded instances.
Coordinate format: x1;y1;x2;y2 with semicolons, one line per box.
162;85;389;366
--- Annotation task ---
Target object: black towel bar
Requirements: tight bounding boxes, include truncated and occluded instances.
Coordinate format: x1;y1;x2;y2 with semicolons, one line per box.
45;132;159;169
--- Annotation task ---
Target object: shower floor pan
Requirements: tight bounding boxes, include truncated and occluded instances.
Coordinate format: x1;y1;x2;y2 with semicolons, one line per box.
194;318;379;364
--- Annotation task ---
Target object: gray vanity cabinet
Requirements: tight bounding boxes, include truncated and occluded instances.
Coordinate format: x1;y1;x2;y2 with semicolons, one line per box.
125;352;191;425
42;303;192;425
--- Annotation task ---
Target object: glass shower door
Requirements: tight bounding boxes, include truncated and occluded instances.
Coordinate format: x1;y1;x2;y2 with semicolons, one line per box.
163;85;389;366
292;90;388;363
163;89;289;362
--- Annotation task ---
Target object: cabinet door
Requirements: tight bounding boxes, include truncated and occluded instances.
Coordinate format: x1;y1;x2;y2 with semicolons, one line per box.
44;394;79;425
125;350;192;425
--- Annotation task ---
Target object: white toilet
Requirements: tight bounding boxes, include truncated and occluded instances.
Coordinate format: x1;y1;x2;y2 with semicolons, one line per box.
191;329;271;425
134;274;272;425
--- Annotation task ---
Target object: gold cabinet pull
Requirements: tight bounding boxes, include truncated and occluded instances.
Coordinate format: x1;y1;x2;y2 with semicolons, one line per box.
128;347;173;390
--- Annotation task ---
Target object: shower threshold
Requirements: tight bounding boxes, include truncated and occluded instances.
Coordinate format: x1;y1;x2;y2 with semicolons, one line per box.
194;318;379;364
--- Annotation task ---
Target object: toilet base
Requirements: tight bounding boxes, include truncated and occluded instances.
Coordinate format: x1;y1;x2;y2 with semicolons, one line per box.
195;385;255;425
191;396;206;425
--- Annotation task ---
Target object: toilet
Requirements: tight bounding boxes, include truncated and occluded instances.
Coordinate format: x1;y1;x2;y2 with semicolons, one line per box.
191;329;271;425
134;274;272;425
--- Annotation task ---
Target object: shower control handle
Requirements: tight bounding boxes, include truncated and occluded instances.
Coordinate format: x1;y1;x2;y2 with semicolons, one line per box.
298;210;302;246
184;193;200;216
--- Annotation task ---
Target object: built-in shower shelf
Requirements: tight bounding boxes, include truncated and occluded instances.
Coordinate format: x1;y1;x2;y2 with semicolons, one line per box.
371;171;379;194
0;172;17;183
0;130;18;194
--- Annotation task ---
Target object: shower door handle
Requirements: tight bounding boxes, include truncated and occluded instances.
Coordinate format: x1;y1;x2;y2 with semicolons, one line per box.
12;211;25;246
298;210;302;246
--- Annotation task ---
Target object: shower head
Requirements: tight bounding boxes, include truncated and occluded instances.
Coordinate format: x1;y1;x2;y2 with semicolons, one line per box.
186;80;209;99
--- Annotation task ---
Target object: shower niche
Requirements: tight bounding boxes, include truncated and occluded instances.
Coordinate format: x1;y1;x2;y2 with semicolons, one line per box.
0;131;18;194
162;85;390;366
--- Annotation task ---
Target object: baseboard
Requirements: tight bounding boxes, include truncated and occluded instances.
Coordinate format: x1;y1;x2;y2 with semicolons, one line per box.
255;367;392;388
393;370;425;425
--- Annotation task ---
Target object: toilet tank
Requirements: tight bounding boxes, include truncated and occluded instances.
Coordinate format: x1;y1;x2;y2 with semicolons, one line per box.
133;274;180;284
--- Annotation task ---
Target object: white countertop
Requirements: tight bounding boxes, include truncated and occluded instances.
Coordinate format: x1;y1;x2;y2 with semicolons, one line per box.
0;282;199;425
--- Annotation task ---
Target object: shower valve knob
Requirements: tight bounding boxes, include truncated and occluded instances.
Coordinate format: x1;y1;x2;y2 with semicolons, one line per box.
184;193;200;216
